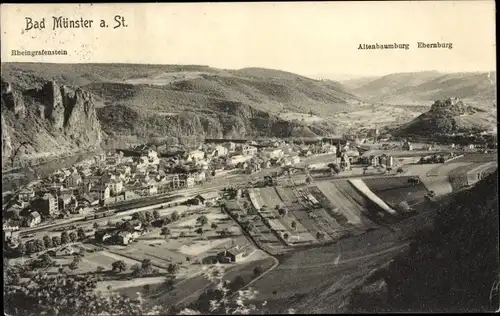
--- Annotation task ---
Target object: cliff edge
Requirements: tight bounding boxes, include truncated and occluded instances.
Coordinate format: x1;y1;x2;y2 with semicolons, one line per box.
1;79;101;170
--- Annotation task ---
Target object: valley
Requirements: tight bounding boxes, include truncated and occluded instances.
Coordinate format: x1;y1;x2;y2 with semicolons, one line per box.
2;63;498;316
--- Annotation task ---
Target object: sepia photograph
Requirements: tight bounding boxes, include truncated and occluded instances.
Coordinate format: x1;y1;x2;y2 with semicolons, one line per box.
1;1;498;315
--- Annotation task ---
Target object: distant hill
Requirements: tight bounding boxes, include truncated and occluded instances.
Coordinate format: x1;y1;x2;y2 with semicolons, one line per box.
392;97;496;136
343;71;496;106
1;63;359;167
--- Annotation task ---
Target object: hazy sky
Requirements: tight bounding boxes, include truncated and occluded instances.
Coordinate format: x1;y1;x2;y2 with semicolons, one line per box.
1;1;496;79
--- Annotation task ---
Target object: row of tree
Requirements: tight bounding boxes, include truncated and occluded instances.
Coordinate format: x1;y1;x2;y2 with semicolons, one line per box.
16;227;89;256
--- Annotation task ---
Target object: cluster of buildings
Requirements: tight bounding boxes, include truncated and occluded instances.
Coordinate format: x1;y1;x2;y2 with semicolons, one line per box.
2;137;351;235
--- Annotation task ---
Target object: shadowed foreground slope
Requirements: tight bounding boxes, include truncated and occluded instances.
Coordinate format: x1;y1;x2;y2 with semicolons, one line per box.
347;170;499;313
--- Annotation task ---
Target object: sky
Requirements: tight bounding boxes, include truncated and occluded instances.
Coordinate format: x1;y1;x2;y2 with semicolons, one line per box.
1;1;496;79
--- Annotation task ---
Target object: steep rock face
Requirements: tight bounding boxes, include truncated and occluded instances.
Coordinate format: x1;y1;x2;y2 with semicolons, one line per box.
1;79;102;169
1;116;13;167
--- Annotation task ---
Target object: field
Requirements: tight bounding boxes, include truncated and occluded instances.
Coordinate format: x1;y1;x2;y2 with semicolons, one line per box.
426;162;473;177
330;106;422;130
257;187;316;244
248;188;316;246
112;249;276;309
249;225;412;314
362;176;430;208
11;244;151;275
313;180;382;231
224;200;284;254
450;152;497;163
153;251;276;309
275;186;344;242
108;208;251;276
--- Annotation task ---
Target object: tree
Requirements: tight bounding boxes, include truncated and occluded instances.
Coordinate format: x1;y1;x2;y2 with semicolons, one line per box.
283;233;289;241
179;231;187;238
69;231;77;243
305;176;313;184
132;212;145;222
153;210;161;220
26;241;36;255
141;259;153;273
51;236;61;247
328;163;341;175
211;222;218;230
43;235;53;249
93;222;100;230
4;268;158;316
61;231;70;244
253;266;263;277
69;260;79;270
291;221;297;230
131;263;142;277
316;231;325;240
38;253;54;269
77;227;86;240
196;215;208;227
397;167;404;175
17;242;26;255
242;201;250;210
278;208;287;217
34;239;45;253
171;211;180;222
163;276;175;292
167;263;179;277
112;260;127;272
195;227;204;237
161;226;171;238
143;284;151;294
145;211;153;223
96;266;105;273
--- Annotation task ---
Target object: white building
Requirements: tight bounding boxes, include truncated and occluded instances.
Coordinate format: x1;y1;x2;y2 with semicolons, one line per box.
261;148;284;159
212;145;229;157
187;150;205;162
240;145;258;156
230;155;253;165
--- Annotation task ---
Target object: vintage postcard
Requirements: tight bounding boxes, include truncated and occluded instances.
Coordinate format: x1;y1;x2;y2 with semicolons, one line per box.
1;1;498;315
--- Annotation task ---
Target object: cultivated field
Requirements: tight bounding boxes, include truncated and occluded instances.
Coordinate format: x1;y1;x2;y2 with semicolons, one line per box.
224;200;284;254
257;187;316;244
450;152;497;164
313;180;382;231
362;176;430;208
275;186;344;242
331;106;422;130
250;225;412;314
107;208;251;278
11;244;151;275
426;162;473;177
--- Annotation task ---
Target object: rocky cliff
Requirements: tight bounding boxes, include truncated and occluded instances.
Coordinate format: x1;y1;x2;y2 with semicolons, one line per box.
391;97;494;137
1;79;101;170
